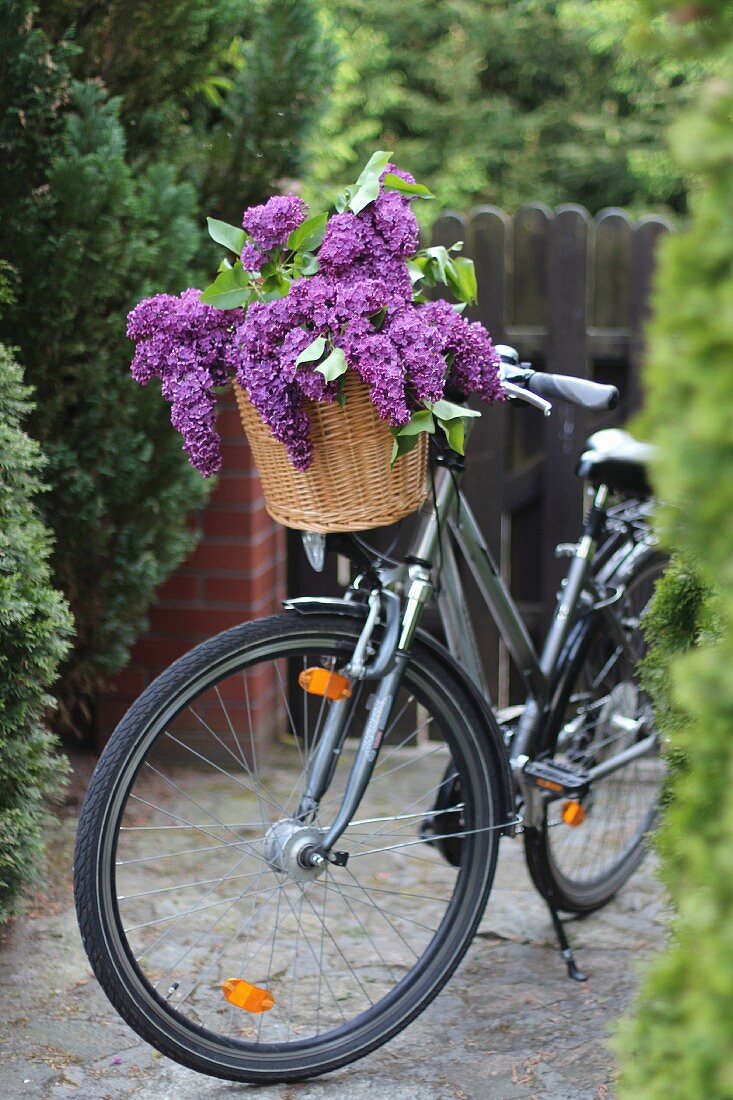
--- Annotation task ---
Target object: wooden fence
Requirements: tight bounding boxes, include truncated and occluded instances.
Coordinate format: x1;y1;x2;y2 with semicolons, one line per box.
289;203;672;705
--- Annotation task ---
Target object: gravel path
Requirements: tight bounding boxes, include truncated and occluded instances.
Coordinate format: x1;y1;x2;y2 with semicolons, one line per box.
0;752;668;1100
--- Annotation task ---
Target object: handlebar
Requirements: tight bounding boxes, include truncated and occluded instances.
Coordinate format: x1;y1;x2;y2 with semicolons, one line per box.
525;371;618;412
495;345;619;413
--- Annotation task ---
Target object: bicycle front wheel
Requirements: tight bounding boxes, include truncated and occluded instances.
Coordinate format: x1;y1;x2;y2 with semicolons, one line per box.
75;613;502;1083
525;551;668;914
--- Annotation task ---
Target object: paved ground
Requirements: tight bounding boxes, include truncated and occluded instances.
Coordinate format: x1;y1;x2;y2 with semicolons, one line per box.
0;753;668;1100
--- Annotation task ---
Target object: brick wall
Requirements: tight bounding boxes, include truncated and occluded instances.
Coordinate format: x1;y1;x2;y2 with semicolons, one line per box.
96;393;287;746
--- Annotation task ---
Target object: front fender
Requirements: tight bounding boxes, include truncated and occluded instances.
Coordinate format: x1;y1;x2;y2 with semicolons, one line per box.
284;596;516;830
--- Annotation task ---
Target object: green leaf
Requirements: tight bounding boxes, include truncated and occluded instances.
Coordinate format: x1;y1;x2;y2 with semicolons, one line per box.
335;189;351;213
452;302;467;314
397;409;435;436
295;336;326;367
349;149;393;214
428;399;481;421
316;346;348;382
295;252;320;276
438;417;466;454
199;263;252;309
382;173;434;200
370;306;388;330
423;246;451;284
446;256;478;304
408;259;428;286
260;272;291;300
207;217;246;255
389;430;421;466
287;212;328;252
336;376;347;408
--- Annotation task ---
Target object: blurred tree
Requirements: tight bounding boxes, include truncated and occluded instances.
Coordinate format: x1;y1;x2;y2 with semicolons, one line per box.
36;0;249;161
306;0;708;217
198;0;336;222
36;0;335;219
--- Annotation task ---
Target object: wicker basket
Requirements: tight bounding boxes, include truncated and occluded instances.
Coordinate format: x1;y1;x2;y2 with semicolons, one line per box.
233;373;428;532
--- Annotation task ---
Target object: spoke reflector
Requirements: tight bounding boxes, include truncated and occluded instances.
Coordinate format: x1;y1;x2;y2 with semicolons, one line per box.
561;800;586;827
298;666;352;700
222;978;275;1013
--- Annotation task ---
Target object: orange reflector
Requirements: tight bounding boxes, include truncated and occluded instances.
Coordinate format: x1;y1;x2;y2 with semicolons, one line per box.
561;800;586;827
536;778;564;793
298;666;352;701
222;978;275;1013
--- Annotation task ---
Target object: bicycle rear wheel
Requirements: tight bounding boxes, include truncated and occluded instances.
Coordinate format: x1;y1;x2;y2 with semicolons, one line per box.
74;613;502;1083
525;552;667;914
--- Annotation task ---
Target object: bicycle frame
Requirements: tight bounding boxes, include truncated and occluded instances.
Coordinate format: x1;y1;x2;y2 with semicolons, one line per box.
292;450;656;859
395;465;636;753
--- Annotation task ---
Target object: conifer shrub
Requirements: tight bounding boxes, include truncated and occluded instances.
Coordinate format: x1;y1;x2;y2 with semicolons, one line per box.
0;339;73;925
0;1;334;737
616;3;733;1095
0;5;209;735
638;558;712;750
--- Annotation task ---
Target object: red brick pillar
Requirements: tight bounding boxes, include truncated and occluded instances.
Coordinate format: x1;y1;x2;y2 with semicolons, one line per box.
96;393;287;745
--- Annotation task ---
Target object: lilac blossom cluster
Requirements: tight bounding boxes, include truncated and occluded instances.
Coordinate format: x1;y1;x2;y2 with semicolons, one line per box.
418;300;505;405
127;166;503;476
127;290;239;476
318;166;418;302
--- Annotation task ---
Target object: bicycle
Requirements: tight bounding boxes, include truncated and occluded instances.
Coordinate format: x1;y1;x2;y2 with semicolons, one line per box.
74;346;666;1083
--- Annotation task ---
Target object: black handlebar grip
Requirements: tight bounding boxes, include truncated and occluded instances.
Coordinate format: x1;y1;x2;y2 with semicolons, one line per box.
526;372;619;412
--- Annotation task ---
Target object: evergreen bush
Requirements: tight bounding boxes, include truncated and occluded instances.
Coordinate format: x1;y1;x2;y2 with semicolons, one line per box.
36;0;335;222
0;1;335;737
616;3;733;1095
0;4;209;735
0;337;73;925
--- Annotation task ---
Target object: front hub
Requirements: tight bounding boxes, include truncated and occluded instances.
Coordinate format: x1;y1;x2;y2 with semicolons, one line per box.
263;819;326;882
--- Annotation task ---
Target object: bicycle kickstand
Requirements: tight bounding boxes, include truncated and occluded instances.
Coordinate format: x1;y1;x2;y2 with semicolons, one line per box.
547;902;587;983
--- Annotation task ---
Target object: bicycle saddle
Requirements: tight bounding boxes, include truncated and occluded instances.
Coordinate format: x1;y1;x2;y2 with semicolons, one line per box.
576;428;655;497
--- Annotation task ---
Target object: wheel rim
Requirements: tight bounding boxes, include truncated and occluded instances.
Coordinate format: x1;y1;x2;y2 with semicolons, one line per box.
94;628;496;1068
544;560;667;896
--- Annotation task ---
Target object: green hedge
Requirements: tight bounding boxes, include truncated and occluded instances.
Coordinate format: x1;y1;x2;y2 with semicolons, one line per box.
616;3;733;1096
0;340;73;924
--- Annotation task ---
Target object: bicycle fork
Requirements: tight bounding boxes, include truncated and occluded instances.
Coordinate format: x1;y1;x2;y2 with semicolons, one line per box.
295;563;433;867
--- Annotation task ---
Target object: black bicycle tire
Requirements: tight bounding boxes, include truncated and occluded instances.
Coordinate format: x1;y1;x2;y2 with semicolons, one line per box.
524;550;667;915
74;612;502;1083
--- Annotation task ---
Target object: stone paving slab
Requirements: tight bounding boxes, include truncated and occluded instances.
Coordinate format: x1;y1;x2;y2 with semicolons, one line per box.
0;757;668;1100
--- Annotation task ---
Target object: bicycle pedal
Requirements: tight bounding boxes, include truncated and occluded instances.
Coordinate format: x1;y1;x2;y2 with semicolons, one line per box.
523;758;590;798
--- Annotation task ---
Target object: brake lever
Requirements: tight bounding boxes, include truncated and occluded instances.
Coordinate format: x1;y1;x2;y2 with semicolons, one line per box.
501;379;553;416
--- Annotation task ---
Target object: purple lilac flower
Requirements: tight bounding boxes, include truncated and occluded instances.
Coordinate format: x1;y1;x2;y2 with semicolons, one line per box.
127;289;238;475
230;334;314;471
318;164;418;305
419;299;504;404
241;243;266;271
242;194;307;252
281;327;335;402
127;166;503;478
339;318;411;426
371;190;419;258
319;212;368;275
385;307;446;404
